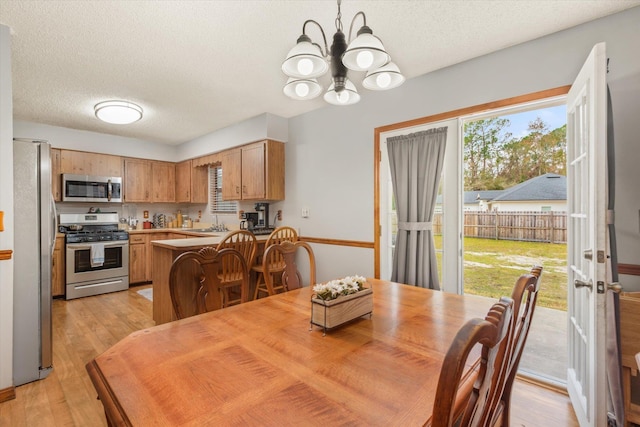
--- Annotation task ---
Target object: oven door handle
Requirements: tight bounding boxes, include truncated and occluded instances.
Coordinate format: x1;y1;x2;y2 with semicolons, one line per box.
66;241;128;250
107;179;112;202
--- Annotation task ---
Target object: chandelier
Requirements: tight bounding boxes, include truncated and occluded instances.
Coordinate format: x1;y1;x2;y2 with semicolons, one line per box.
281;0;405;106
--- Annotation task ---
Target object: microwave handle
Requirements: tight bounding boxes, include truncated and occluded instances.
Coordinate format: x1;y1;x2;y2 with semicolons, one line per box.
107;178;112;202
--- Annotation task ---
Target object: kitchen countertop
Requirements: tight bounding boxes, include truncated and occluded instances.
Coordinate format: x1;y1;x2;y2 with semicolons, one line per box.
127;227;224;237
149;231;269;250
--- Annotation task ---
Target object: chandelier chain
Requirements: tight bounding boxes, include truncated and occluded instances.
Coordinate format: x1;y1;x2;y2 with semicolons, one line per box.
335;0;343;32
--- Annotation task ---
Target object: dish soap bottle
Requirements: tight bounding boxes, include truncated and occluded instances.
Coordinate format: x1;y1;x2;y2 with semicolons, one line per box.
176;210;183;228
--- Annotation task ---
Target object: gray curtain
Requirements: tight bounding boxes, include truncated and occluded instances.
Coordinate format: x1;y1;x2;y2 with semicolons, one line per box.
387;127;447;289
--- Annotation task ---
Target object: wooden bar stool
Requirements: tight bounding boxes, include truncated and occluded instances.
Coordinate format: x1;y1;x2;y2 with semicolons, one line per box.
217;230;257;307
252;226;298;300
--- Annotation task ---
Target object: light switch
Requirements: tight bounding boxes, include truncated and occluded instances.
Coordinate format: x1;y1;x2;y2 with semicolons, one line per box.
301;207;310;218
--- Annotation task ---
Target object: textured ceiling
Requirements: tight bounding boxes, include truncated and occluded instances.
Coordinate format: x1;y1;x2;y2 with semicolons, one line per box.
1;1;638;145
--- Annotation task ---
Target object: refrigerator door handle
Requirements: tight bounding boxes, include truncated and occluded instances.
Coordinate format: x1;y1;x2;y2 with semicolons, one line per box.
50;195;57;257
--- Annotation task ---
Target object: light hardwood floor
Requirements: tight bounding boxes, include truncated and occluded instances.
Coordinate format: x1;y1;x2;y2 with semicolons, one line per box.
0;285;579;426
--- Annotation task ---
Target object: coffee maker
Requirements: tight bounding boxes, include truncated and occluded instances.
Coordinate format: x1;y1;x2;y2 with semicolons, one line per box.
254;202;269;228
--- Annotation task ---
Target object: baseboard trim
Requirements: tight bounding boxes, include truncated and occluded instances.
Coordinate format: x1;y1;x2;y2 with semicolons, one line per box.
0;385;16;403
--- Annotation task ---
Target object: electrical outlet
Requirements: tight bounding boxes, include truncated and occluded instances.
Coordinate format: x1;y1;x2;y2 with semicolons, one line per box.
301;207;310;218
277;210;282;221
238;210;244;220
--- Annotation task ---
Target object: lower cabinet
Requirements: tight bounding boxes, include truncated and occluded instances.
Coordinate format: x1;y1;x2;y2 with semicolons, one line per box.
129;234;148;284
52;236;65;297
130;232;170;284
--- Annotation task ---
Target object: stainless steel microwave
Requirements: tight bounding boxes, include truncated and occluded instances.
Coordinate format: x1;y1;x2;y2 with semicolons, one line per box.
62;174;122;203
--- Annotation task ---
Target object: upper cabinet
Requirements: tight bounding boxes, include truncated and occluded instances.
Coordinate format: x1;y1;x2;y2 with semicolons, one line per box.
151;161;176;203
51;148;62;202
124;159;176;203
222;140;284;201
124;159;152;202
60;150;122;177
176;160;208;204
222;149;242;200
52;140;284;204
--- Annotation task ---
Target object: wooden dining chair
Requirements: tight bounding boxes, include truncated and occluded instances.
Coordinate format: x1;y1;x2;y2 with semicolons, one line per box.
252;226;298;299
492;265;543;426
262;240;316;295
430;297;514;427
169;247;249;320
216;230;257;307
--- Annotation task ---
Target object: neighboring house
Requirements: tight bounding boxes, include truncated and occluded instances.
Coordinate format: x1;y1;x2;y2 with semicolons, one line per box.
488;173;567;212
435;174;567;212
464;190;504;211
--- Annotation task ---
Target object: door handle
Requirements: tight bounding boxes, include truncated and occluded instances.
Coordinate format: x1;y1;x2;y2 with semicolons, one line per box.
608;282;623;293
574;279;593;289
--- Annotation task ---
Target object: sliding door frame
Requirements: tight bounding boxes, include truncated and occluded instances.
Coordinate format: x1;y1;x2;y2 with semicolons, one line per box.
373;85;572;279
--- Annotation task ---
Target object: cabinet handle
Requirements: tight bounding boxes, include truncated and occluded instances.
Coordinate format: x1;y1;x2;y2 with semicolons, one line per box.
236;186;240;194
242;185;247;194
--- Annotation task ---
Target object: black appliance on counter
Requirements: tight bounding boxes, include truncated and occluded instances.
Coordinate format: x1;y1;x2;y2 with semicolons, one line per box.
241;203;274;236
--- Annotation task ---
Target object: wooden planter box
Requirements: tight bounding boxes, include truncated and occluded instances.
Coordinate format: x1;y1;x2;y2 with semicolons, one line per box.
310;287;373;335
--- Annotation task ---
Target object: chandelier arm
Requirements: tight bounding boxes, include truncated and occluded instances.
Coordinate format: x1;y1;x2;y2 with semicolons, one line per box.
302;19;329;57
347;11;367;42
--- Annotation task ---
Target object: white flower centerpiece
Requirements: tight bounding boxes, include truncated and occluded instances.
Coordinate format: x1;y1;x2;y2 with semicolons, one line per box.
310;275;373;335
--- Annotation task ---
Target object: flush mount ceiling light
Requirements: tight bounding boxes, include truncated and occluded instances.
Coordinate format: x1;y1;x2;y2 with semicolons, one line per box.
281;0;404;106
94;100;143;125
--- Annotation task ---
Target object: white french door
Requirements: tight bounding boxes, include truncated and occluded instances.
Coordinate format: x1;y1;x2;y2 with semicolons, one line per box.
566;42;609;427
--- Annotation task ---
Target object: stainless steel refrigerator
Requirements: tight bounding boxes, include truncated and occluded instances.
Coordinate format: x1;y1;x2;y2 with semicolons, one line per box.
13;138;55;385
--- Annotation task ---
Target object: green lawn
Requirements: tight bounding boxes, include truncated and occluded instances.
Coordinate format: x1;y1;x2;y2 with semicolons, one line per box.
434;236;568;311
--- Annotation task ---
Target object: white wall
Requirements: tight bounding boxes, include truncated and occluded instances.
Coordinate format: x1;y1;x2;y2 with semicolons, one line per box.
0;24;14;392
179;113;288;161
13;121;177;162
282;7;640;288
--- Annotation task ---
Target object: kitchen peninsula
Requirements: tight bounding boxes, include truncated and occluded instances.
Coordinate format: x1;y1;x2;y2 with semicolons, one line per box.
151;234;269;324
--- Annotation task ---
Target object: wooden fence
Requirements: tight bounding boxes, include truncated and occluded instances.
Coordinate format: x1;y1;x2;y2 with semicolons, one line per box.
432;211;567;243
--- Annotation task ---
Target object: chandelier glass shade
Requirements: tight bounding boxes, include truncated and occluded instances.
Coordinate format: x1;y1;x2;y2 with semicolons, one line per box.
281;35;328;79
94;100;143;124
281;0;404;106
341;28;390;72
362;61;405;90
284;77;323;100
324;79;360;105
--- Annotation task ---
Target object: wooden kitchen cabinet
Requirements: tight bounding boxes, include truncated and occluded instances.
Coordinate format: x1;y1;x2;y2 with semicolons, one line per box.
175;160;192;203
129;232;171;283
222;140;284;201
175;160;208;203
124;159;175;203
191;165;209;203
129;234;148;284
52;235;65;297
60;150;122;177
222;148;242;200
124;158;152;202
152;161;176;203
51;148;62;202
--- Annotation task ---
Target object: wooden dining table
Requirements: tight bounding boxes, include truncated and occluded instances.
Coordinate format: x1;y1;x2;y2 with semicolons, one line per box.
86;278;494;426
